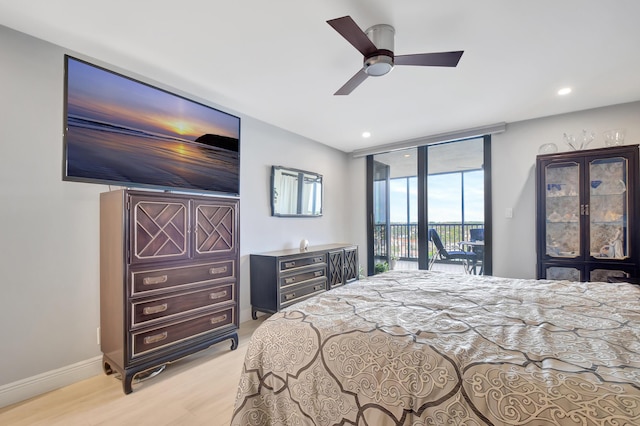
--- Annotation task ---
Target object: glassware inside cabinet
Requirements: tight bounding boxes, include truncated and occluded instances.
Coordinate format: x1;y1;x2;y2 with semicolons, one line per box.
545;161;580;258
589;157;629;259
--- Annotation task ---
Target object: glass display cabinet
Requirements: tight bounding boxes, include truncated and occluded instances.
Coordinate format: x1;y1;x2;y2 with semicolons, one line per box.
536;144;639;282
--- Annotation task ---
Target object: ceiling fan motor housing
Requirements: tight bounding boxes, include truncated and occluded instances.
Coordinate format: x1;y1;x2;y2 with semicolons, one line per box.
364;24;395;76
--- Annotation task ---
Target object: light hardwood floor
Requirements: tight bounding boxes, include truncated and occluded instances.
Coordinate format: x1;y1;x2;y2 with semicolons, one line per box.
0;317;267;426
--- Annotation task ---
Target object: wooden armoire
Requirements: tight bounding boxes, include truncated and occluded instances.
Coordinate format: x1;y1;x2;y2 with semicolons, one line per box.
100;189;239;393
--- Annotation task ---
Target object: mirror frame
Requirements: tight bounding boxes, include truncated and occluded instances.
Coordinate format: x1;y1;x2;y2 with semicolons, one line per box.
271;165;323;217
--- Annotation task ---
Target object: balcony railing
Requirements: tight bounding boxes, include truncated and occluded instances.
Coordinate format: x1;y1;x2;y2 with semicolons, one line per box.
374;222;483;260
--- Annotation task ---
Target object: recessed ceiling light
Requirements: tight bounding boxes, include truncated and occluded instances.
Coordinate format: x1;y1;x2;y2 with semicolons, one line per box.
404;154;411;158
558;87;572;96
362;131;371;138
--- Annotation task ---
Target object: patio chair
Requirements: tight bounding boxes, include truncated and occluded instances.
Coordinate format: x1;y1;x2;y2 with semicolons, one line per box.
428;228;478;274
469;228;484;242
469;228;484;274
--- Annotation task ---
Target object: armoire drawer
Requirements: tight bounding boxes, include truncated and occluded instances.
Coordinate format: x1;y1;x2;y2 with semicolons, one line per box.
280;278;326;308
131;260;234;296
131;282;235;327
280;267;325;288
131;306;235;358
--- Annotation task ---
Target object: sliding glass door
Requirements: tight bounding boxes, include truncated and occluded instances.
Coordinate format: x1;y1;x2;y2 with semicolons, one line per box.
372;159;390;270
367;136;491;275
370;149;417;273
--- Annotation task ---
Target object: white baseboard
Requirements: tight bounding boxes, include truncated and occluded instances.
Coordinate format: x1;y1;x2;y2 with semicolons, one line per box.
0;356;103;409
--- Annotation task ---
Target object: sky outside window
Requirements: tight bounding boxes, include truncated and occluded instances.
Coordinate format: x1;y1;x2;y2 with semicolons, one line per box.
388;171;484;223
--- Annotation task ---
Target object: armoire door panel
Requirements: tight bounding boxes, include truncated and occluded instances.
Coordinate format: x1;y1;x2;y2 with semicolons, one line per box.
131;198;189;264
194;202;236;257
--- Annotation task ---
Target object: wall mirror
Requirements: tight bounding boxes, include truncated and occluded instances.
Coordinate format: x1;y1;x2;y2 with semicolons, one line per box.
271;166;323;217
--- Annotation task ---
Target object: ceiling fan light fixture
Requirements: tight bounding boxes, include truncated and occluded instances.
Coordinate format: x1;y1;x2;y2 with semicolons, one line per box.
363;23;395;76
364;54;394;76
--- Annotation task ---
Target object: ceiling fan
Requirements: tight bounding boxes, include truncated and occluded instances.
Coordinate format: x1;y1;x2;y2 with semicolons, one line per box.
327;15;464;95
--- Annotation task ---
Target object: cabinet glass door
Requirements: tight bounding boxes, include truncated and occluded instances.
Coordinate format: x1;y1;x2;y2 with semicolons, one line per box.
545;161;581;258
588;156;629;259
546;265;581;281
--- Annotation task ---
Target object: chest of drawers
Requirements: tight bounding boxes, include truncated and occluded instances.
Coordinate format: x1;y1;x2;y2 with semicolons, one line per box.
250;244;358;319
100;189;239;393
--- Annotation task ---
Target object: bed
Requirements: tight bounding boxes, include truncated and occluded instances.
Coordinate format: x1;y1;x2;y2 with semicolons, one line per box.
231;270;640;425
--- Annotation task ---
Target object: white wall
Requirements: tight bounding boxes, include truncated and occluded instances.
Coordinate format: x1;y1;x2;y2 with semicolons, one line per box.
491;102;640;278
346;157;368;273
0;25;350;404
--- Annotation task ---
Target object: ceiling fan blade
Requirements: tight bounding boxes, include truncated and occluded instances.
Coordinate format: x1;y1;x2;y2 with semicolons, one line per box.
334;69;368;96
394;51;464;67
327;16;378;57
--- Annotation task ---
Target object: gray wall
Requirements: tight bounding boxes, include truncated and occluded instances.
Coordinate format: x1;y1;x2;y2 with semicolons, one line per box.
0;25;351;392
1;24;103;389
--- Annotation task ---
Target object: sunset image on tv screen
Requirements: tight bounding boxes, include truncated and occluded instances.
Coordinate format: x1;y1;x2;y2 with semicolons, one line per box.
64;56;240;195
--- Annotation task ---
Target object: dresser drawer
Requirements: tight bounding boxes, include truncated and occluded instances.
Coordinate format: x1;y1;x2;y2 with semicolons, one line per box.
131;283;234;327
131;260;234;296
131;306;235;358
281;278;326;308
279;254;325;272
280;267;325;288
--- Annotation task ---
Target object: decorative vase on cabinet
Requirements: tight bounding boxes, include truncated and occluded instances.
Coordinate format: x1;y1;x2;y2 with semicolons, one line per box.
536;145;639;282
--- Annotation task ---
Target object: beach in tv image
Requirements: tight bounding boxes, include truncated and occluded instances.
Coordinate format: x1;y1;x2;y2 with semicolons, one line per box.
64;56;240;195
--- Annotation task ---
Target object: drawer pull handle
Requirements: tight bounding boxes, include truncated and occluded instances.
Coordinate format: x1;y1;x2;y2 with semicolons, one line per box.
313;257;323;263
284;261;296;268
143;275;168;285
314;271;323;277
313;285;324;291
209;290;228;300
284;293;296;301
210;314;228;325
284;277;296;284
209;266;228;275
144;332;168;345
143;303;168;315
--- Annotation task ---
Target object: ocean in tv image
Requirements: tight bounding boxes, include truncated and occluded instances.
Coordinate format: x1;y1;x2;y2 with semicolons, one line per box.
65;57;240;195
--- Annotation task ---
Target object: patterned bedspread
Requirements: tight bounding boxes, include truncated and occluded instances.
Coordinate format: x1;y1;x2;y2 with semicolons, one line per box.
231;270;640;425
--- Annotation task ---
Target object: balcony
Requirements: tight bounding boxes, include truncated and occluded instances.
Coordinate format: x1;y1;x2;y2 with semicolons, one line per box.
374;222;483;268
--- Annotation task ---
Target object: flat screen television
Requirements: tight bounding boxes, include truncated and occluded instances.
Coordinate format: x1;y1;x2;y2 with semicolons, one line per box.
63;55;240;196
